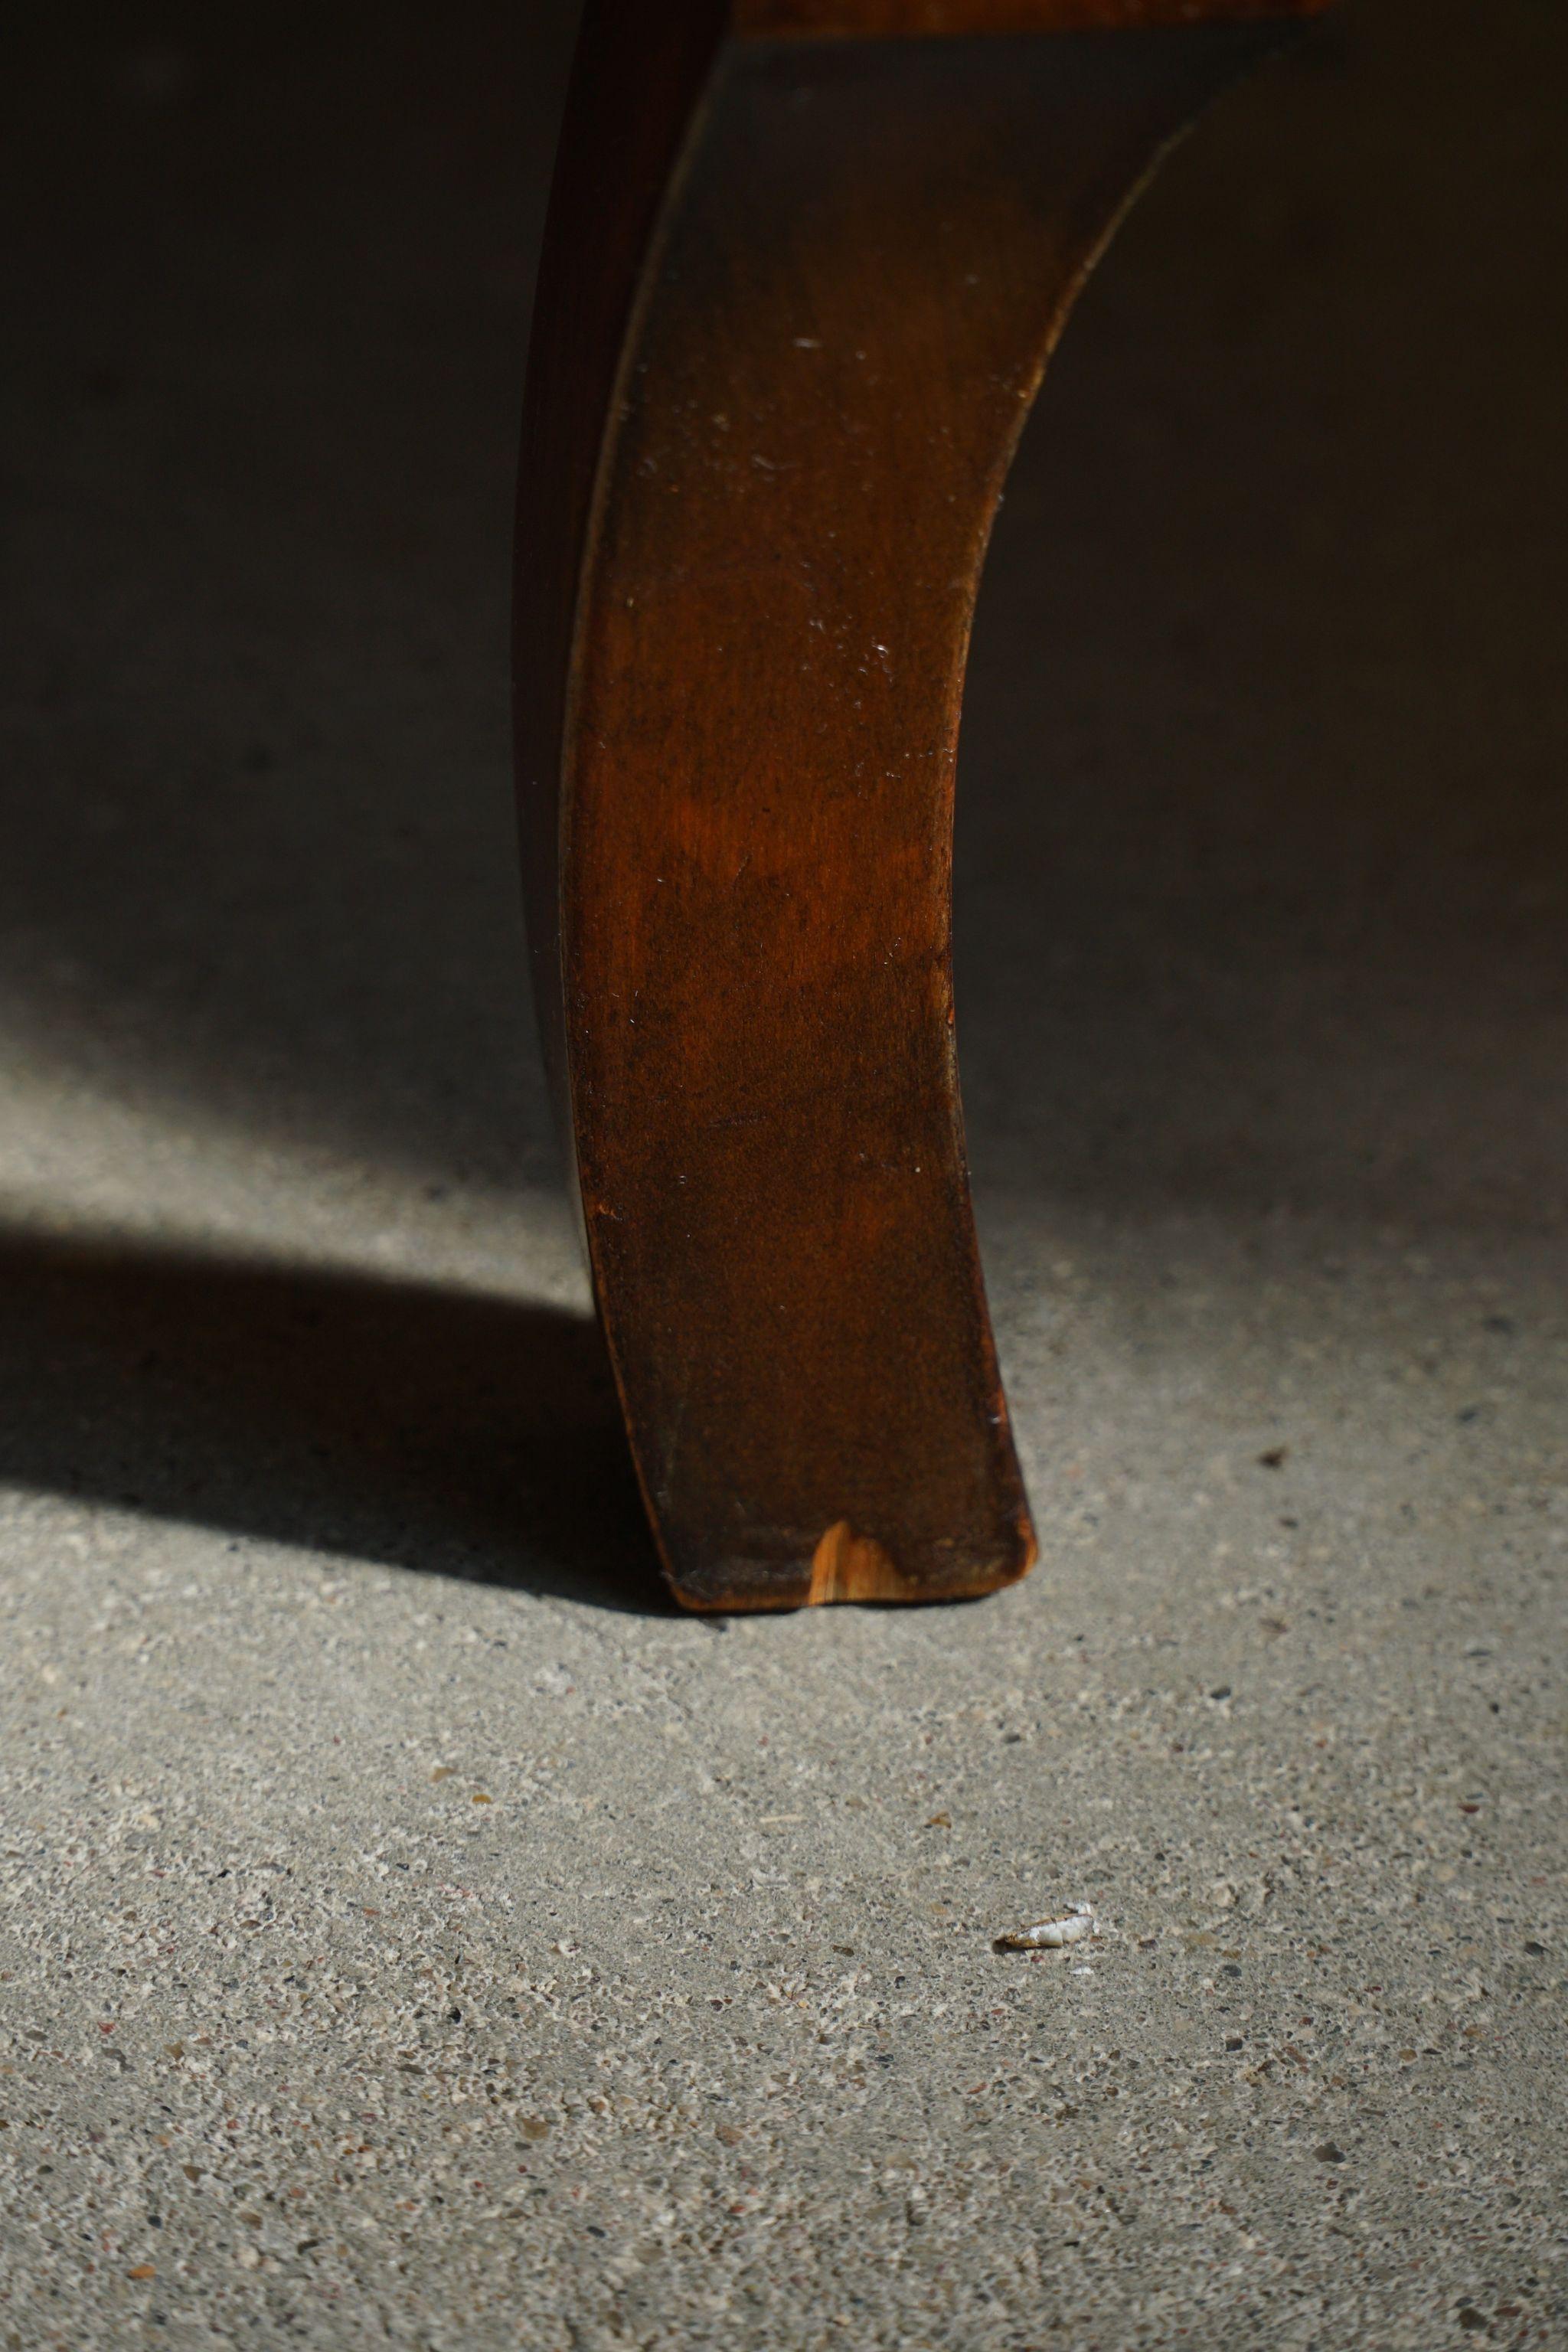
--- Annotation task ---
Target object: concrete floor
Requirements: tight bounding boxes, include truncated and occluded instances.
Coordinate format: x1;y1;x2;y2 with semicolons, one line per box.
2;2;1565;2344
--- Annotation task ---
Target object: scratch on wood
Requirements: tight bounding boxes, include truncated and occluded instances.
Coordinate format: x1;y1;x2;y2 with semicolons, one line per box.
807;1519;904;1604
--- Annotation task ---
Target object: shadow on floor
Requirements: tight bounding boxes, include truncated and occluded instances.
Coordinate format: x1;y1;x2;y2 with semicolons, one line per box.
0;1228;671;1614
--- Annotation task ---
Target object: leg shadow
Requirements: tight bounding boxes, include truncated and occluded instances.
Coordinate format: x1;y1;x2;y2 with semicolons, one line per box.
0;1227;669;1613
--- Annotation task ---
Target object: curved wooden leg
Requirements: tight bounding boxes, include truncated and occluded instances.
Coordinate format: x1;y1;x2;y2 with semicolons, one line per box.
515;7;1305;1611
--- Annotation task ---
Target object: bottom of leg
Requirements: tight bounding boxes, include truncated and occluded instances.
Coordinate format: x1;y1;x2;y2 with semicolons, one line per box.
659;1506;1037;1615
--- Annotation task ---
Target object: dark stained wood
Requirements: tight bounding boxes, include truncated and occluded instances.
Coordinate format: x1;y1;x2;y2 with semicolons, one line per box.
514;5;1318;1611
514;0;728;1130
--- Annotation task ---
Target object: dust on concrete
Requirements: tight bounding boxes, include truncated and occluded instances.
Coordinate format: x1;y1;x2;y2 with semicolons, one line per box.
2;0;1566;2343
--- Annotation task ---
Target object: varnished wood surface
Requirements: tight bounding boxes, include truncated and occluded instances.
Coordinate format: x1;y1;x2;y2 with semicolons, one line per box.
516;7;1312;1610
514;0;728;1132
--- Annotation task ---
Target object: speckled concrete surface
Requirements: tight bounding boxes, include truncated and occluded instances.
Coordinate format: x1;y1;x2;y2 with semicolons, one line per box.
2;2;1565;2346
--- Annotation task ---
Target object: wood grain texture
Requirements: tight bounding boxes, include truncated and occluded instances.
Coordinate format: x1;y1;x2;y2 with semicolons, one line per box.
515;9;1305;1611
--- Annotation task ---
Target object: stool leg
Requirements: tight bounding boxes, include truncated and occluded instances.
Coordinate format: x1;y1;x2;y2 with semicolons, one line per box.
515;10;1288;1610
